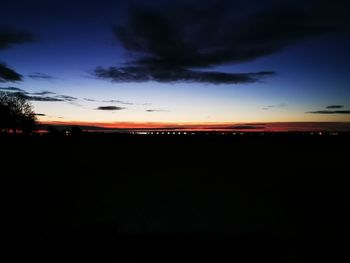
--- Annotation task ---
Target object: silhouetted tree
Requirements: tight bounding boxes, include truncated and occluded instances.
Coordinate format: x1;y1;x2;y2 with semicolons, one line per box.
0;91;36;134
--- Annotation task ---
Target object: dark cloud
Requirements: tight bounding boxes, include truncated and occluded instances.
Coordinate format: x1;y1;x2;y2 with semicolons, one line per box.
3;88;77;103
28;72;55;80
326;105;344;109
0;28;36;50
35;113;46;116
0;28;37;82
96;106;126;111
307;110;350;114
95;66;274;84
0;63;22;82
11;92;64;102
94;0;350;84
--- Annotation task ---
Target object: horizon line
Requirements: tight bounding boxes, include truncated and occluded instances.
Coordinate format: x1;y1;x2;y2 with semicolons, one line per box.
40;121;350;132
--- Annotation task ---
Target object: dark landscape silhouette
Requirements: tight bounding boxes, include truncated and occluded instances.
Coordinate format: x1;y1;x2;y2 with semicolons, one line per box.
1;102;349;261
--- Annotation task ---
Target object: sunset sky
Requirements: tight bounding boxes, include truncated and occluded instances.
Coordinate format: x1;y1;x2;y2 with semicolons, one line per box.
1;0;350;130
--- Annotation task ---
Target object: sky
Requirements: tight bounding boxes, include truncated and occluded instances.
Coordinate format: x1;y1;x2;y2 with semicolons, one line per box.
1;0;350;130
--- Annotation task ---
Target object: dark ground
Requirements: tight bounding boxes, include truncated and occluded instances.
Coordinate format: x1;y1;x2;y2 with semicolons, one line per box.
0;133;349;262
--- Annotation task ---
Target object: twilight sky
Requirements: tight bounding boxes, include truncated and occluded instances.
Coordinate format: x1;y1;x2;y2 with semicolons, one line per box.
1;0;350;128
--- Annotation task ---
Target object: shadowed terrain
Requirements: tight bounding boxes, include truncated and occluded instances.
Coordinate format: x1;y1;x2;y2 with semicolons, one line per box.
1;133;348;261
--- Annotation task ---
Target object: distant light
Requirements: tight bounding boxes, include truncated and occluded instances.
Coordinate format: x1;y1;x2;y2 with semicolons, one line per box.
319;132;322;135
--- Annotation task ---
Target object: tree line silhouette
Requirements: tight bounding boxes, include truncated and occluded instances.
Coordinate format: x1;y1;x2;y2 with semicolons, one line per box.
0;91;36;134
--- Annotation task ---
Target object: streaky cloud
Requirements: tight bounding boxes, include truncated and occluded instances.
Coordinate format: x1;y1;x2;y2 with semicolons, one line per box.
54;95;77;101
84;98;97;102
146;109;170;113
102;99;134;105
263;103;287;110
28;72;55;81
0;86;25;92
96;106;126;111
3;88;78;103
326;105;344;109
11;92;64;102
31;91;56;96
307;110;350;114
94;66;274;84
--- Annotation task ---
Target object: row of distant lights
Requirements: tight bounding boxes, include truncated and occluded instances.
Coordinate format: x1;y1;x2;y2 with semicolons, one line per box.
310;132;339;136
130;131;340;136
129;131;246;135
132;132;263;136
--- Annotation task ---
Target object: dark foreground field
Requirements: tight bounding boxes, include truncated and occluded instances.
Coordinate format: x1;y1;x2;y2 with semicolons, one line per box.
1;133;349;262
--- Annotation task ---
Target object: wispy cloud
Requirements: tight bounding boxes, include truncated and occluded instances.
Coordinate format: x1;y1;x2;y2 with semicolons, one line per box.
54;95;77;102
15;93;64;102
326;105;344;109
28;72;55;81
146;109;170;113
30;91;56;96
102;99;134;105
263;103;286;110
0;86;25;92
84;97;150;106
84;98;97;102
307;110;350;114
1;87;77;103
308;105;350;114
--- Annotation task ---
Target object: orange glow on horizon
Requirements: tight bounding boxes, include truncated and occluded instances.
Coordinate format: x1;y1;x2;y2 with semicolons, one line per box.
40;121;350;132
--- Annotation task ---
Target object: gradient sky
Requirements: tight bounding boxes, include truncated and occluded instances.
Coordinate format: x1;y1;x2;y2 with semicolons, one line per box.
1;0;350;128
